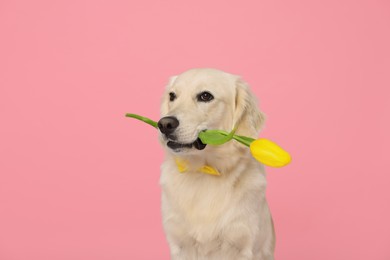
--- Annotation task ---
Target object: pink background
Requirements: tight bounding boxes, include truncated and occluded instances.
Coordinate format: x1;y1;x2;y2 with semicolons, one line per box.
1;0;389;259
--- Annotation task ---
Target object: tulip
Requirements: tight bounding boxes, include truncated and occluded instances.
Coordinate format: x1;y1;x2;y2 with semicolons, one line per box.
125;113;291;168
249;139;291;167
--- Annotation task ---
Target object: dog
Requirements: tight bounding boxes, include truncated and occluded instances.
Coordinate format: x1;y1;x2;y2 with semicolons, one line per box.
158;68;275;260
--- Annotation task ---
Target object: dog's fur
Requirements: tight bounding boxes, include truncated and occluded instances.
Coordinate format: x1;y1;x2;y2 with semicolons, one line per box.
159;68;275;260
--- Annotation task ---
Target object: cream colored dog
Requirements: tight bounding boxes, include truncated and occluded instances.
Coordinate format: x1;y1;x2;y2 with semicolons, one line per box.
158;68;275;260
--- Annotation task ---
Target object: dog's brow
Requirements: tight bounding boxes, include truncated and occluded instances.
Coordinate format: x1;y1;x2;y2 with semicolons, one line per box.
196;90;211;95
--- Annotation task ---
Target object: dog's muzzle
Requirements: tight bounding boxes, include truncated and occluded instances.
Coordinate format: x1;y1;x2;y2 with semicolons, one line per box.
167;138;206;150
158;116;207;151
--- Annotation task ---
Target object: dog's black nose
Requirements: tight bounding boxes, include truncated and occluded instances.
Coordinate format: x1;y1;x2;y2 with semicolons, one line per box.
158;116;179;136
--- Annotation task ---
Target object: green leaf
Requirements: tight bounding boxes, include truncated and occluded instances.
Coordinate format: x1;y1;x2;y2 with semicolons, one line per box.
198;128;236;145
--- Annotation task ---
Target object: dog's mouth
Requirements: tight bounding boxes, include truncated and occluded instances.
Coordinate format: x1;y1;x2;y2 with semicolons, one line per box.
167;138;207;151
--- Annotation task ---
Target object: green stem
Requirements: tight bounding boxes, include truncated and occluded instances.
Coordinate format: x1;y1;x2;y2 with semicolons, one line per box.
217;130;255;147
232;135;254;147
125;113;158;128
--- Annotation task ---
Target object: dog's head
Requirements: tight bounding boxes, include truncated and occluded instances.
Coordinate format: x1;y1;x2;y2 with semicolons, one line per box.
159;68;265;155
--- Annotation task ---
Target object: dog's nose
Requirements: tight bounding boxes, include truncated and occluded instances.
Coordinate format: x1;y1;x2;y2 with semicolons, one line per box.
158;116;179;136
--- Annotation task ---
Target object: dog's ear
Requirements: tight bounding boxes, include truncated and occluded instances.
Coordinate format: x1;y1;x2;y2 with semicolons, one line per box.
167;75;178;87
160;76;178;116
233;77;266;138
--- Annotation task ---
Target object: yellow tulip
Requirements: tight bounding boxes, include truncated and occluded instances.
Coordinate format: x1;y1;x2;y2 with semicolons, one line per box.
250;139;291;167
126;113;292;168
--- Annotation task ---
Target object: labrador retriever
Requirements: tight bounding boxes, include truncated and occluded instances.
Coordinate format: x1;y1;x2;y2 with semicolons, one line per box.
158;68;275;260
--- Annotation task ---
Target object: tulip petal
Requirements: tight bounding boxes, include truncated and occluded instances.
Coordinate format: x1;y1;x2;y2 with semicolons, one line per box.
250;139;291;167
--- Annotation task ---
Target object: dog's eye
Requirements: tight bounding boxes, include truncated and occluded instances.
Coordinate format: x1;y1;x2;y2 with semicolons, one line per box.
197;91;214;102
169;92;176;102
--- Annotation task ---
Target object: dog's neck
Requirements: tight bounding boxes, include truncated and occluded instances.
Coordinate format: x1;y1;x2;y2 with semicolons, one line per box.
172;144;249;176
174;157;221;176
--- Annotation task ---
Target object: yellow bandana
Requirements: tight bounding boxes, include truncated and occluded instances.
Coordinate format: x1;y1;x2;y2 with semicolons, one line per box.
175;158;221;176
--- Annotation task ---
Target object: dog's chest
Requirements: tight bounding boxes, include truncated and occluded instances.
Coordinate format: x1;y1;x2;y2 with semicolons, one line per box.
161;166;238;224
176;175;231;220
